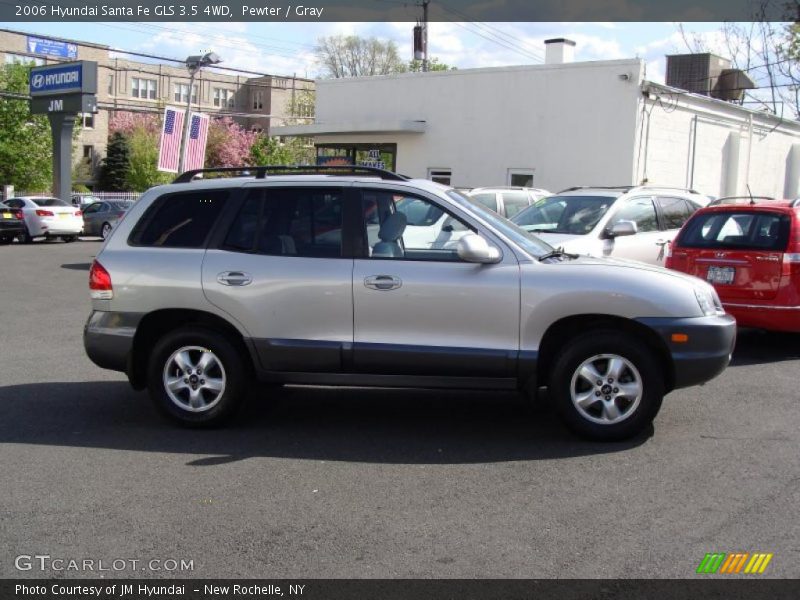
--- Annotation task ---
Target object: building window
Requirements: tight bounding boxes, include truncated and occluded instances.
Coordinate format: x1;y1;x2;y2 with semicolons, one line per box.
508;169;535;187
131;77;157;99
4;53;44;66
108;74;114;96
83;145;94;162
252;90;263;110
213;88;235;108
174;83;197;104
428;169;452;186
82;113;94;129
295;101;314;117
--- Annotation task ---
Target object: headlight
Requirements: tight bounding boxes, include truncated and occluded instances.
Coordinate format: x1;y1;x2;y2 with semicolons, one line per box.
694;285;723;316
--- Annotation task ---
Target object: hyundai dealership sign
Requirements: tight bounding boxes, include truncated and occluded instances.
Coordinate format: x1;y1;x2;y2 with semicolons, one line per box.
29;61;96;97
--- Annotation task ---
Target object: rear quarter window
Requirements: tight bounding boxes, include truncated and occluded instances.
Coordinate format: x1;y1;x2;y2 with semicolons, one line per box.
677;211;791;251
129;190;228;248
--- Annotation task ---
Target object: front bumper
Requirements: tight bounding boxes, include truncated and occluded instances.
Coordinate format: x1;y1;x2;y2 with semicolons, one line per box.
636;314;737;390
84;311;144;374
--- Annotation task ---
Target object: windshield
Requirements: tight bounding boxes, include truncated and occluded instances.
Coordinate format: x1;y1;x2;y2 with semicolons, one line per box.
446;190;553;258
511;195;618;235
33;198;69;207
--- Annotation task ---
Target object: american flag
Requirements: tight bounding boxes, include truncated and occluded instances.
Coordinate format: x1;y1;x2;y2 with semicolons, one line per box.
183;112;210;172
157;107;184;173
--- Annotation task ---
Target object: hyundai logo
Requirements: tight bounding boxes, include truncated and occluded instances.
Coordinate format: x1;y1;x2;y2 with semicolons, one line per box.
715;252;726;258
31;74;44;88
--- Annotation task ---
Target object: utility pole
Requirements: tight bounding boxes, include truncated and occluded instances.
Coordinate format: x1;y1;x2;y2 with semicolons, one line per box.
422;0;429;72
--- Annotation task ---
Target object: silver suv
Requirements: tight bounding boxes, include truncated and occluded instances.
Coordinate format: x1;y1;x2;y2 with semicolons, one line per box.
84;166;735;441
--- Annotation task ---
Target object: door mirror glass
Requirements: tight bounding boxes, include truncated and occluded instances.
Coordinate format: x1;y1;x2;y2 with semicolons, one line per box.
607;220;638;238
457;233;502;264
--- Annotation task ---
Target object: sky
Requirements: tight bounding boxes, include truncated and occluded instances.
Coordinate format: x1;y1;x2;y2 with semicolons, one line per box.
1;21;733;84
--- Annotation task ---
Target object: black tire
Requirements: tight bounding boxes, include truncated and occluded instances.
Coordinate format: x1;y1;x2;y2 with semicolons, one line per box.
19;228;33;244
548;330;664;441
0;236;11;245
61;235;77;243
147;327;248;427
101;222;112;240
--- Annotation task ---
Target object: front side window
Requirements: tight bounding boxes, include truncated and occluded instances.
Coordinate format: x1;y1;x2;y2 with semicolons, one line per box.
656;196;697;230
512;195;617;235
130;191;227;248
678;211;790;251
223;188;344;258
500;191;532;218
362;190;473;262
608;197;658;233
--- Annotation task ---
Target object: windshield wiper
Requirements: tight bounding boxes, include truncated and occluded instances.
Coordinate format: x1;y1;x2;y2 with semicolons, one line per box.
538;247;579;262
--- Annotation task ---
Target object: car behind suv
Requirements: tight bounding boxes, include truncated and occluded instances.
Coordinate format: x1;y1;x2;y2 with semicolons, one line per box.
467;186;551;219
666;197;800;332
511;185;709;265
84;166;735;441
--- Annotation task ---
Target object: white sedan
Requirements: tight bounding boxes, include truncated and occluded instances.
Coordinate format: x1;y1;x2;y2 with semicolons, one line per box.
3;196;83;243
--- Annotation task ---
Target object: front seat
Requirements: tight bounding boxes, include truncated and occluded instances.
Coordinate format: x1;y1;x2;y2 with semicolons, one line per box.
372;212;408;258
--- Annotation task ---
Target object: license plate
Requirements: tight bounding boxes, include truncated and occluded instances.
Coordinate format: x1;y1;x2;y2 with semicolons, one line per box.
707;266;735;285
59;213;70;219
2;213;10;219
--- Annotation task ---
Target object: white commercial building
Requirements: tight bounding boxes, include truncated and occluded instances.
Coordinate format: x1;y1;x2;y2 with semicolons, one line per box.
274;41;800;199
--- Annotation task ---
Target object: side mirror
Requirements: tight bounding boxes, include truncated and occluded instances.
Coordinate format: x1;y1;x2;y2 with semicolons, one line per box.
457;233;502;264
606;220;638;238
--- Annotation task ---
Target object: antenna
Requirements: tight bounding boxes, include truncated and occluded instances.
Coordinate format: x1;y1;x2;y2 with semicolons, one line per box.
746;184;755;206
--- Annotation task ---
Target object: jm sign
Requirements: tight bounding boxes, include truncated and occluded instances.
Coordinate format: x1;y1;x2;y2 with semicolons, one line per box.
29;60;97;113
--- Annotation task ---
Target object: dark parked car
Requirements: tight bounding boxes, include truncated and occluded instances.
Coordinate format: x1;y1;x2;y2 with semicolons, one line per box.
82;201;134;239
0;201;26;244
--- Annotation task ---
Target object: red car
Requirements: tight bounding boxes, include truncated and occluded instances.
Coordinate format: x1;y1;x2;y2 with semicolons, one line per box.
666;197;800;332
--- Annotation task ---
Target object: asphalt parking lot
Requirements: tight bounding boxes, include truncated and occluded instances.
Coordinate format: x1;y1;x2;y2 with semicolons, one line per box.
0;238;798;579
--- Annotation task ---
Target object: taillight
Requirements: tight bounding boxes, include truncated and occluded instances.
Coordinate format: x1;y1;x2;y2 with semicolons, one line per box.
75;210;82;217
35;209;54;217
13;210;23;220
89;260;113;300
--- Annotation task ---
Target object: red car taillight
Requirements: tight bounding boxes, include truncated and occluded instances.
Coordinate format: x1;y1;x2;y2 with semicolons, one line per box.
75;210;82;217
89;260;113;300
13;210;23;220
35;209;54;217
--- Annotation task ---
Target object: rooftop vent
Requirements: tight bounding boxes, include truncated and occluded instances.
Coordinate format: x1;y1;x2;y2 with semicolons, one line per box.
714;68;756;101
666;53;731;96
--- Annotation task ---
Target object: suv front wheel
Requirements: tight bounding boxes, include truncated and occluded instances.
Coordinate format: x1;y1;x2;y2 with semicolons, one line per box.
147;327;247;426
549;331;664;441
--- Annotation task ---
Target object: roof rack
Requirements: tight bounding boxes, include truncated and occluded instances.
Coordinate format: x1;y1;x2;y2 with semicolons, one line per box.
708;195;775;206
557;184;702;194
172;165;411;184
792;198;800;208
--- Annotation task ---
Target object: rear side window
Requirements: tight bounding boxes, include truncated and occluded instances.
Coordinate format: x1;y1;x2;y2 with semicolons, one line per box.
656;196;696;230
500;191;531;218
223;188;343;258
130;190;228;248
470;193;498;212
678;211;791;251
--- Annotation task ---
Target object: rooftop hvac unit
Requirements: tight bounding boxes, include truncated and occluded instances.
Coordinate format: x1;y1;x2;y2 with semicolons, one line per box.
666;53;731;96
713;68;756;101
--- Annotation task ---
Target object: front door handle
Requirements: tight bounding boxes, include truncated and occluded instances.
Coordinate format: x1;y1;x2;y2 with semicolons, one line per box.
217;271;253;286
364;275;402;291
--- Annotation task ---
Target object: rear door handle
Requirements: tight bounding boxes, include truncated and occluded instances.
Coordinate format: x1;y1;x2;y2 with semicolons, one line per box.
217;271;252;286
364;275;402;291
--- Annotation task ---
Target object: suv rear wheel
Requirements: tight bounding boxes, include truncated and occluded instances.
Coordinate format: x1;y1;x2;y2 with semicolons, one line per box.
147;327;247;426
549;331;664;441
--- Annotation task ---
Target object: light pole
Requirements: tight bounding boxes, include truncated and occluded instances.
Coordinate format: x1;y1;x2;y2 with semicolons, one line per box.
177;51;221;174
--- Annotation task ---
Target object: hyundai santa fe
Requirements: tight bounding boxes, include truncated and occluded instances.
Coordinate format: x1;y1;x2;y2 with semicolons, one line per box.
84;166;735;441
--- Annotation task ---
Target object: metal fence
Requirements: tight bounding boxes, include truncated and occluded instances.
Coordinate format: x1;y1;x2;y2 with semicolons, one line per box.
1;191;141;204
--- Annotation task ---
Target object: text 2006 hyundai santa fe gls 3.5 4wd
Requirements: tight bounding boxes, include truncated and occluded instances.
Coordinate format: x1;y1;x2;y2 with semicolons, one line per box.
83;166;736;441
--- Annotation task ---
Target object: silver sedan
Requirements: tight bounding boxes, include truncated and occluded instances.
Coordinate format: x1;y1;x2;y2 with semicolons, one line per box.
81;201;133;239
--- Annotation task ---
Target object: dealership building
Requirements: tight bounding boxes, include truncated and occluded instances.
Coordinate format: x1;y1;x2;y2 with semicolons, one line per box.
274;40;800;199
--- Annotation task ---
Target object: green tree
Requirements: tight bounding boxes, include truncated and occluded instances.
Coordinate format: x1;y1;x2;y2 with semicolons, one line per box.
125;128;171;191
0;63;52;191
97;132;131;191
407;57;456;72
250;135;314;166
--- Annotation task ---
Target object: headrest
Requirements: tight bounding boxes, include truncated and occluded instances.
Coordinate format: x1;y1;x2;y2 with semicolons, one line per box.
378;211;408;242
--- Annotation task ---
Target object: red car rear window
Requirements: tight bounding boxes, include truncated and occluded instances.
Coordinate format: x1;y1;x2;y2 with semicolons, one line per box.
677;211;791;252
